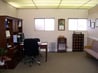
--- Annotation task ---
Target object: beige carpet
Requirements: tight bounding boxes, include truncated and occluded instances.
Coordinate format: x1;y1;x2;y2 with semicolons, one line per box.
1;52;98;73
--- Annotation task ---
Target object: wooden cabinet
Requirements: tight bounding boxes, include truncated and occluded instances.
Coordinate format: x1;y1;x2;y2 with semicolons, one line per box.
72;33;84;52
0;16;24;69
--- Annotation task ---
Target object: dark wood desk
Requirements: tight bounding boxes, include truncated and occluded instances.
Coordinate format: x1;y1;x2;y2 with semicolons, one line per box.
39;42;48;62
0;56;11;69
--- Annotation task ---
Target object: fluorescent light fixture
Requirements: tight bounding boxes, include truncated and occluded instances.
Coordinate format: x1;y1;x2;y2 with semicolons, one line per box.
4;0;98;9
8;2;20;8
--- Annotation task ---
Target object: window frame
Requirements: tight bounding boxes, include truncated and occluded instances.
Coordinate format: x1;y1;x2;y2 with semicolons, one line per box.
68;18;88;31
34;18;55;31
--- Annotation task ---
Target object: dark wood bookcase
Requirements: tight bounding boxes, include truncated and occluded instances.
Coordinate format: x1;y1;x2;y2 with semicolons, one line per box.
72;33;84;52
0;16;23;69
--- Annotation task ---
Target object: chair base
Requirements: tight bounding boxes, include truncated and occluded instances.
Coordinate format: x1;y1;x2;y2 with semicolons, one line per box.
23;56;40;66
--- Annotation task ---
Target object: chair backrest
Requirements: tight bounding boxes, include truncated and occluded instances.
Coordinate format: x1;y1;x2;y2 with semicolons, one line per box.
24;39;39;57
33;38;40;42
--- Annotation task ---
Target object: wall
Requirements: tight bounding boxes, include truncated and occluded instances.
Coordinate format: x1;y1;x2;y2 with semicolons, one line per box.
88;5;98;18
0;0;97;52
17;9;88;52
88;5;98;42
0;0;17;17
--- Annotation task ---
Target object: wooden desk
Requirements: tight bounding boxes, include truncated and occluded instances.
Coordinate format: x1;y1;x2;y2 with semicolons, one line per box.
39;42;48;62
0;56;11;69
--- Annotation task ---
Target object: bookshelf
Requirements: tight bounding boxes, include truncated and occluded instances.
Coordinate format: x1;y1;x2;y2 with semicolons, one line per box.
0;16;23;69
72;33;84;52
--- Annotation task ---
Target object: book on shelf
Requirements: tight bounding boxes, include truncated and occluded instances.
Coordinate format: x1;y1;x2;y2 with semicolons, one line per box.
18;21;22;27
5;19;9;28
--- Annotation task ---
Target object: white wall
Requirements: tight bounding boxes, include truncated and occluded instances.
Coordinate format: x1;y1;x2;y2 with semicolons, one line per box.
88;5;98;40
17;9;88;51
0;0;17;17
88;5;98;18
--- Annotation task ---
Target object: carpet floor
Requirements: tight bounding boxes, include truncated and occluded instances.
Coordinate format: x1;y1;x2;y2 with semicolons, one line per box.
1;52;98;73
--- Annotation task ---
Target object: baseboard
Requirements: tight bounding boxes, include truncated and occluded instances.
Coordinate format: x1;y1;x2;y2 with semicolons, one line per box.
66;48;72;52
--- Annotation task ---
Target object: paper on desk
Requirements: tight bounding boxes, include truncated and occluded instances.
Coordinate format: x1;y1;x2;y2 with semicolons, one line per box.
38;42;47;45
41;42;47;45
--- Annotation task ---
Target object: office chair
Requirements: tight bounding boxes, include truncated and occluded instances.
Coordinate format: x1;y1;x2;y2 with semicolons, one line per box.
23;38;40;66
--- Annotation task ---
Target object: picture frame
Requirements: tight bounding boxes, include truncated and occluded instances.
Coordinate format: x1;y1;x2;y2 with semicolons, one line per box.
95;18;98;27
87;19;91;27
58;19;65;31
90;22;95;29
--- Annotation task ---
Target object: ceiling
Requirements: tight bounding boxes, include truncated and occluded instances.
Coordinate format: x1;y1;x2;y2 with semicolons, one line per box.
3;0;98;9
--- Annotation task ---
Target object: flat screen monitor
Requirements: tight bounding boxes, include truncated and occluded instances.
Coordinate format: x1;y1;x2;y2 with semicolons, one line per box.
13;35;18;43
17;33;24;43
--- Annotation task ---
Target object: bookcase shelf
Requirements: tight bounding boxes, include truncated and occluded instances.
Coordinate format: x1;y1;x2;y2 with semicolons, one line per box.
0;16;24;69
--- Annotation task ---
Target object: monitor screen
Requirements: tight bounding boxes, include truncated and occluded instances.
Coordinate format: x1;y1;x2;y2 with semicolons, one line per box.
13;35;18;43
17;33;24;43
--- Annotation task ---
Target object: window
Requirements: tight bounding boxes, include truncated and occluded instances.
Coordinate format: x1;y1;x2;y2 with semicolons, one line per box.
68;19;87;31
35;18;55;31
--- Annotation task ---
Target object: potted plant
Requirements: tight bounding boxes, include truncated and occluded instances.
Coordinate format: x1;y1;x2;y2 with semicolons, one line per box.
0;48;7;62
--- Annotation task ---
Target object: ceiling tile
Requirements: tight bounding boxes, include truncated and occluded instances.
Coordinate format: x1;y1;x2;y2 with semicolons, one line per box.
5;0;33;3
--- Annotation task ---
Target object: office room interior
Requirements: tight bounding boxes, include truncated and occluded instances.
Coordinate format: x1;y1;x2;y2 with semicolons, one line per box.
0;0;98;72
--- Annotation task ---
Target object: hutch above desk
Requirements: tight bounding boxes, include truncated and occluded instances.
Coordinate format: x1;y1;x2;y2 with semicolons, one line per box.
0;16;24;69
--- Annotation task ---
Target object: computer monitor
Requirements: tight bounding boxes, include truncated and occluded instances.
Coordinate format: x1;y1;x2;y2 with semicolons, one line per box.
17;33;24;44
13;35;18;43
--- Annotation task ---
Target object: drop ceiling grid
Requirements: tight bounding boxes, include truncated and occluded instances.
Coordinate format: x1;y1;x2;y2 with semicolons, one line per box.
3;0;98;9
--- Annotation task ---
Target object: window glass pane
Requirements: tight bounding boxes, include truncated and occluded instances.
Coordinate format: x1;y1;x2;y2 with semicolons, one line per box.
45;19;54;31
77;19;87;31
35;19;44;30
68;19;87;31
68;19;77;30
35;18;55;31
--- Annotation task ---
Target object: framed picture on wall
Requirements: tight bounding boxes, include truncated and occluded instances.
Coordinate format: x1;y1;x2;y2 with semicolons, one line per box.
95;18;98;27
87;19;91;27
90;22;95;29
58;19;65;31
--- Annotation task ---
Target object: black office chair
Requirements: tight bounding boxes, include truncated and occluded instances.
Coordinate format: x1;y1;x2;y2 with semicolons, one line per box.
23;38;40;66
